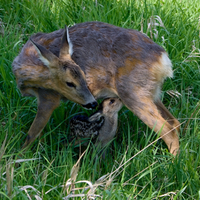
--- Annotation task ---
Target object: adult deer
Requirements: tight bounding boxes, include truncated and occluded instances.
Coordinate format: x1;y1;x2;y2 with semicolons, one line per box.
12;22;180;155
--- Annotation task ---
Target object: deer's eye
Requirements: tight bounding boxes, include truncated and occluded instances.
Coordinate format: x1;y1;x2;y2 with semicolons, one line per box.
66;82;76;88
63;66;67;70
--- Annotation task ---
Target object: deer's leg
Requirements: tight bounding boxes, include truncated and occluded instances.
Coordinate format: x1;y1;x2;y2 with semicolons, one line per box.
22;88;60;151
155;100;180;132
122;95;179;156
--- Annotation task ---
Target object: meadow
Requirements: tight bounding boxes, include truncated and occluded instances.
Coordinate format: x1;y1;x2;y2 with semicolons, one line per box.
0;0;200;199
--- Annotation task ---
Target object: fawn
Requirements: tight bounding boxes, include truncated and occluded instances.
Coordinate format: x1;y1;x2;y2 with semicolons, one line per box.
70;98;122;148
12;21;180;155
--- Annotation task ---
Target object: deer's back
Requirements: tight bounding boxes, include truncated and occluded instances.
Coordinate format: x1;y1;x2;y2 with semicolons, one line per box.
69;22;169;99
13;22;170;99
70;22;165;71
13;21;166;73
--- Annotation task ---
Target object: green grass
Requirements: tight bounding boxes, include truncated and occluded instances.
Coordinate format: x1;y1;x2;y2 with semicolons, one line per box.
0;0;200;199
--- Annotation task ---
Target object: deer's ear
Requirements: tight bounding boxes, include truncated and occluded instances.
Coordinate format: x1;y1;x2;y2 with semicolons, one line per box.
59;26;73;59
30;38;59;68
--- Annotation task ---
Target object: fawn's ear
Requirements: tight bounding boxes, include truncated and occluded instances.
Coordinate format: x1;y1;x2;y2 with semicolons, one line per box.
59;26;73;59
88;112;102;122
30;38;59;69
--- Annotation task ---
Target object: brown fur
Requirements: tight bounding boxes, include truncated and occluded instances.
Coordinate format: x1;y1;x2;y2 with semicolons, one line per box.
12;22;180;155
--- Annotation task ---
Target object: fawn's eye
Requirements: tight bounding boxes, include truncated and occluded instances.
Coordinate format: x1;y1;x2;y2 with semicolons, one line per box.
66;82;76;88
110;99;115;104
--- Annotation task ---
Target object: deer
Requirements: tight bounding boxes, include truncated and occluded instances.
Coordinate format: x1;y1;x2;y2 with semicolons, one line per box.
12;21;180;155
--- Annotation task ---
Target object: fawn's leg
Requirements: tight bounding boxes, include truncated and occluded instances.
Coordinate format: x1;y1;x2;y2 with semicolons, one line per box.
22;88;60;151
122;95;179;156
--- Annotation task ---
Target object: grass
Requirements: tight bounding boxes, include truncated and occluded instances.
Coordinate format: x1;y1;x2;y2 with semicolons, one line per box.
0;0;200;199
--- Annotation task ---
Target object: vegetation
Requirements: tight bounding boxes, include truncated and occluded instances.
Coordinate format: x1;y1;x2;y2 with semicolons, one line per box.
0;0;199;199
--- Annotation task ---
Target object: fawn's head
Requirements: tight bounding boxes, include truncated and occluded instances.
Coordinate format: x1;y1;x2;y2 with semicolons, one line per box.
100;98;123;115
30;27;97;109
89;98;122;122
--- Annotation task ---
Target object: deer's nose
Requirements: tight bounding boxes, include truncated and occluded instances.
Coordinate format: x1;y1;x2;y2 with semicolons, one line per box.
82;101;98;109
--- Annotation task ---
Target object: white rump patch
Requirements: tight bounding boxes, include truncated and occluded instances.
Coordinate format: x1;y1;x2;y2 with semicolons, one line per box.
67;27;73;56
153;52;173;101
153;52;173;84
160;52;173;79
